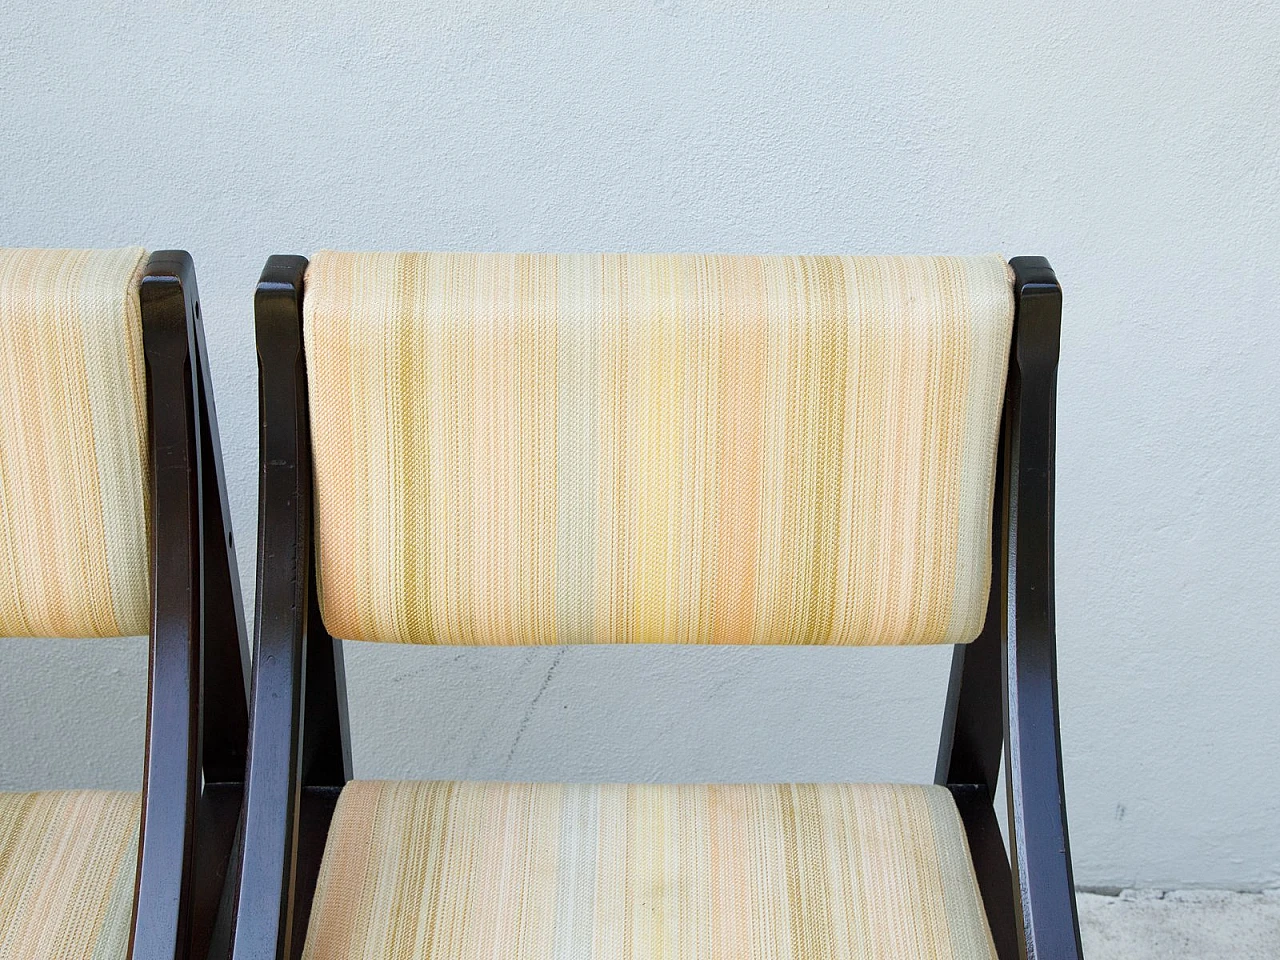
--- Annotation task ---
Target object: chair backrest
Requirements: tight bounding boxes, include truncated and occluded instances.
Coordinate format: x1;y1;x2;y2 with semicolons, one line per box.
302;252;1014;646
0;247;151;638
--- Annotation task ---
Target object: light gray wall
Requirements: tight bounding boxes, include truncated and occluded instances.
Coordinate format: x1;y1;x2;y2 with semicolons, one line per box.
1;1;1276;891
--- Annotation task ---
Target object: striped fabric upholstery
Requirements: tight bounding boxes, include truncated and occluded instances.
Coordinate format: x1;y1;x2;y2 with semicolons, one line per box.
0;790;139;960
304;252;1013;646
0;247;151;639
303;780;996;960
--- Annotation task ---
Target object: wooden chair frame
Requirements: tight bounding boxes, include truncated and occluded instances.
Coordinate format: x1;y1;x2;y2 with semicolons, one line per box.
227;255;1081;960
132;252;251;960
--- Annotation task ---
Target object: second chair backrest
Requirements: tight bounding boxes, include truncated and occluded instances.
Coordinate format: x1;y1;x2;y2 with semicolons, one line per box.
301;251;1014;648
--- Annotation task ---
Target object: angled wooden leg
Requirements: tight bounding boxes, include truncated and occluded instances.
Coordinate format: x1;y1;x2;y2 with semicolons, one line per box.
231;256;351;960
132;252;205;960
133;252;250;960
1001;257;1082;960
193;300;251;783
191;297;251;960
191;781;246;960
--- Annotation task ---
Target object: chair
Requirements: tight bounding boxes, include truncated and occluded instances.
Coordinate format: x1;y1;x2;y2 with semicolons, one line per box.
0;249;250;960
228;252;1082;960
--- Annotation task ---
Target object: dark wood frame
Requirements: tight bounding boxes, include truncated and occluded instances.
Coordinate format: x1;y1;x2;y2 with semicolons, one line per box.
229;254;1081;960
132;251;251;960
936;257;1083;959
227;256;351;960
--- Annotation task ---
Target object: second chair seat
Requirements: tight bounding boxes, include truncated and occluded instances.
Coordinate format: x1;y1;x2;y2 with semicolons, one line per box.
300;780;997;960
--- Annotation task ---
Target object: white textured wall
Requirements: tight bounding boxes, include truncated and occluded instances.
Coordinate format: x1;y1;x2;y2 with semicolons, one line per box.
1;1;1277;891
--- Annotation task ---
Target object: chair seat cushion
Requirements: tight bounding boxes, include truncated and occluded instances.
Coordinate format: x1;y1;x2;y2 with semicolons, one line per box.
303;781;997;959
0;790;138;960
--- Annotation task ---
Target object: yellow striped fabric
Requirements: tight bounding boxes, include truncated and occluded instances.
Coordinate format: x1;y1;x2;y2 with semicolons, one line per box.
0;248;150;639
304;252;1013;646
303;780;996;960
0;790;139;960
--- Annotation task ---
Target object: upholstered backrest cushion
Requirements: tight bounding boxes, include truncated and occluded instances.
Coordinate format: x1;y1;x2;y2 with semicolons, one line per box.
304;252;1013;646
0;247;150;638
